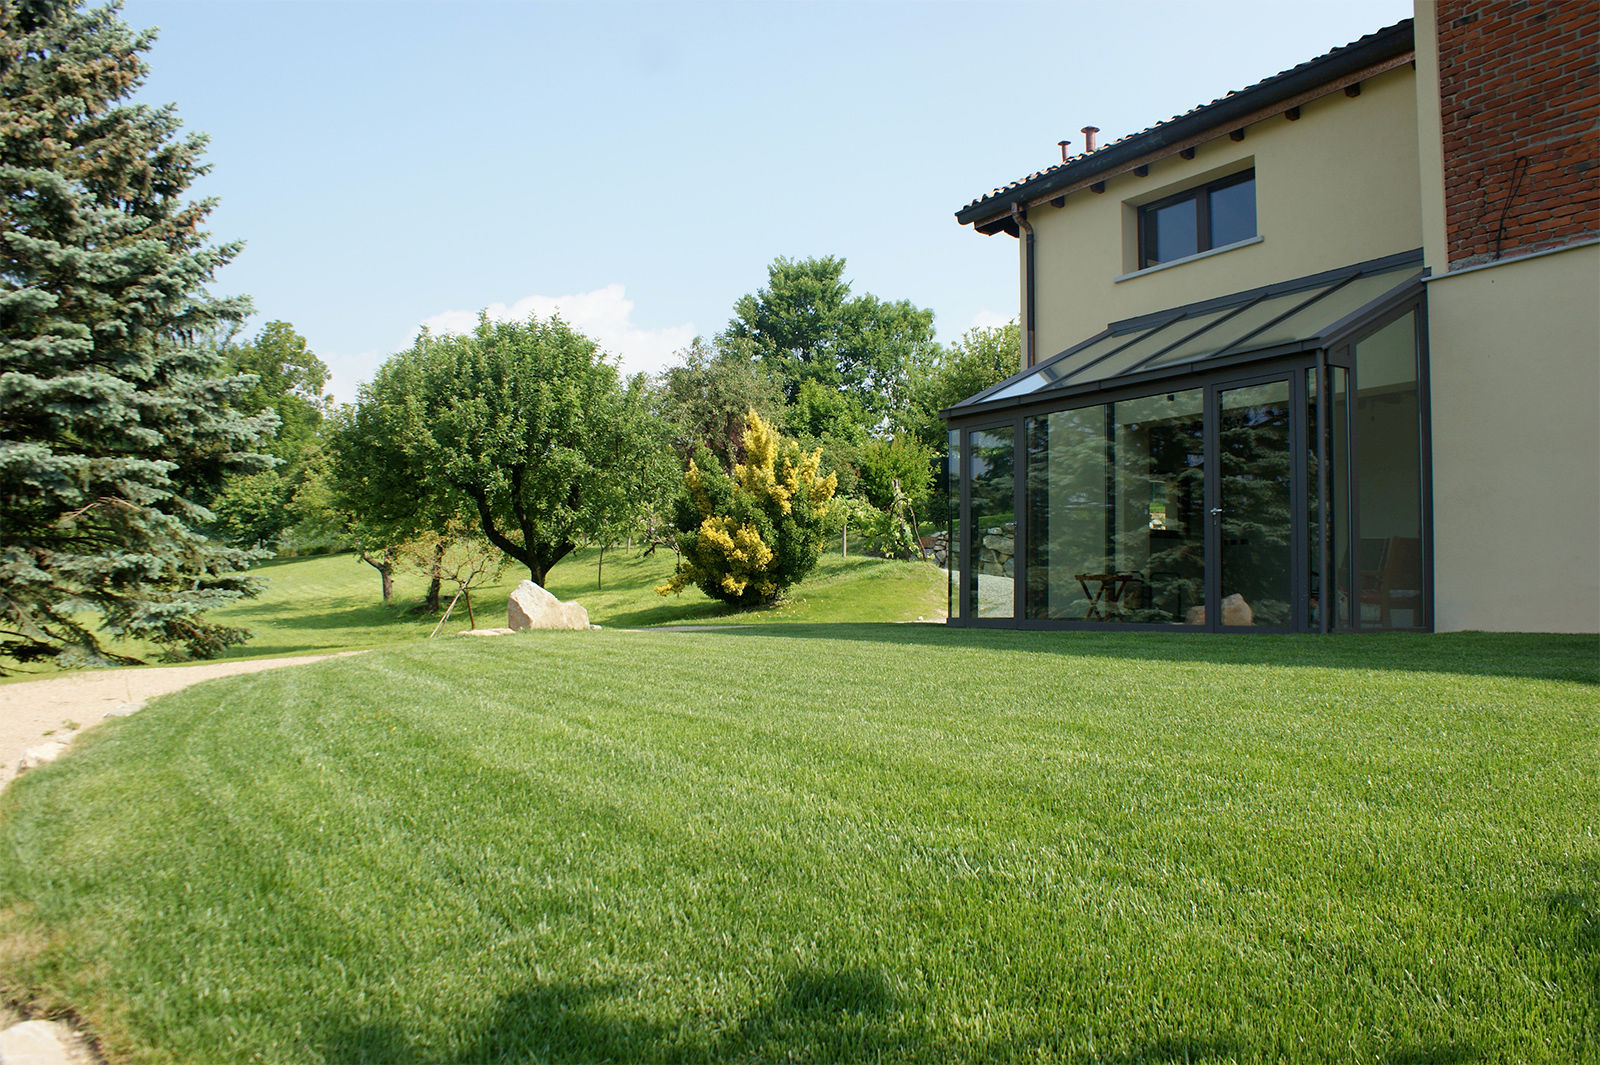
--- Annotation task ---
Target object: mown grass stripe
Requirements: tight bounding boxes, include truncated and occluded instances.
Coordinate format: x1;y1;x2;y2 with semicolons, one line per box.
0;628;1594;1063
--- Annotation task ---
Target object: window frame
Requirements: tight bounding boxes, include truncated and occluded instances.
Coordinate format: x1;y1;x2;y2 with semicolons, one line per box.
1138;169;1257;269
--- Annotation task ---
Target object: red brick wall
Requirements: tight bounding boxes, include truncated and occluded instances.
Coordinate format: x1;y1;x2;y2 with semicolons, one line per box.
1436;0;1599;268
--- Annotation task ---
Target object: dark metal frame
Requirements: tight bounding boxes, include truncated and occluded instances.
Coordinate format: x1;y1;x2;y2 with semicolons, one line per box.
1138;169;1257;270
949;250;1425;416
944;285;1432;635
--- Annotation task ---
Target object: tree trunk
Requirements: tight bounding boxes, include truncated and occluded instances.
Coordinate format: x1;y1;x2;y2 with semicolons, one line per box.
425;541;445;613
908;502;927;562
358;547;395;602
461;485;570;587
597;544;605;590
464;590;475;628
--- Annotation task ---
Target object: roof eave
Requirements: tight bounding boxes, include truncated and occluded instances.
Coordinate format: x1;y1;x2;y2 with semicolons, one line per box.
955;18;1415;231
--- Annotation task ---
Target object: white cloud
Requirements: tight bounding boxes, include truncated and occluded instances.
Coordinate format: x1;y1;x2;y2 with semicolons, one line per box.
969;308;1016;331
324;349;385;407
417;284;695;380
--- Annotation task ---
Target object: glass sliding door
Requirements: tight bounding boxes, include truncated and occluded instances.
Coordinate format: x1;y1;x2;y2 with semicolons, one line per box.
1024;390;1205;623
1216;379;1294;628
967;425;1016;620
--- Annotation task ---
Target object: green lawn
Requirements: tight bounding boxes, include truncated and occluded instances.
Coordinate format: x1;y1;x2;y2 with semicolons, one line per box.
0;628;1594;1063
4;545;947;670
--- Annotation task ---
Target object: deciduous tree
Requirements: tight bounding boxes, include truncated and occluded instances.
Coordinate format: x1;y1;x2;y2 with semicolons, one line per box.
654;337;786;466
223;320;329;467
906;321;1021;452
355;315;674;586
723;256;936;425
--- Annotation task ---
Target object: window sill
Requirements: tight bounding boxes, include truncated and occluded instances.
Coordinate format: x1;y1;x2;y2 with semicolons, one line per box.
1115;235;1264;283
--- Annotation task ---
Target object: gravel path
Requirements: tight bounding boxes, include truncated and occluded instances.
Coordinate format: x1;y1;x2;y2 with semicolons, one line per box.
0;652;364;788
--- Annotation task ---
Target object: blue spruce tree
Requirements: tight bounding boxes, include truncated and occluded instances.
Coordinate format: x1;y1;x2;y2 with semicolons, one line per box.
0;0;275;668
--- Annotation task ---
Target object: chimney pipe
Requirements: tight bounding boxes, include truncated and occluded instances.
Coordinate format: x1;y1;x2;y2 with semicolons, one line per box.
1081;125;1099;152
1057;139;1070;162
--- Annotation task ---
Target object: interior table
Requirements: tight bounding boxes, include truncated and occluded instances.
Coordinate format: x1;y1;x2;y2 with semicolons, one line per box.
1073;572;1140;620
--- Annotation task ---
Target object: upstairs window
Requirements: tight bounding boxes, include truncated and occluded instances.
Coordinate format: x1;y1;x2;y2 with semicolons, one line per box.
1139;170;1256;268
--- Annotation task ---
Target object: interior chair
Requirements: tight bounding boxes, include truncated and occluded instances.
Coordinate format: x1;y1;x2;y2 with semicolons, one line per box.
1376;536;1423;628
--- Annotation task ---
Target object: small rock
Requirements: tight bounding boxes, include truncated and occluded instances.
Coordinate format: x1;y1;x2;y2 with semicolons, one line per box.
16;742;68;775
1184;594;1254;627
458;628;515;637
105;701;144;718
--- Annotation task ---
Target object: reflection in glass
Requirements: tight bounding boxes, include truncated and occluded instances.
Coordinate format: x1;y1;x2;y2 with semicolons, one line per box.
947;429;960;620
1218;381;1293;626
1308;369;1320;629
1147;198;1198;264
1209;178;1256;248
1025;391;1205;623
968;427;1015;619
1079;309;1231;381
1353;312;1423;629
1328;367;1352;629
1241;268;1423;352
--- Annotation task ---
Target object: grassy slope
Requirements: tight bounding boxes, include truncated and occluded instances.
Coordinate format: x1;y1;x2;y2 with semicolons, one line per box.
0;629;1594;1064
7;546;946;668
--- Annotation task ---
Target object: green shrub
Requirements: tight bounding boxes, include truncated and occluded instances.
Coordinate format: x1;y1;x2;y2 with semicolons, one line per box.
857;434;933;513
659;411;837;606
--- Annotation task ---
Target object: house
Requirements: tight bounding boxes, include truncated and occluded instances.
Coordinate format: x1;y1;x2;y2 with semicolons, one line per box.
942;0;1598;634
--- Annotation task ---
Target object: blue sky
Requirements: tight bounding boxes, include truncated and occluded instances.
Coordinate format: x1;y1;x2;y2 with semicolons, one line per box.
123;0;1413;401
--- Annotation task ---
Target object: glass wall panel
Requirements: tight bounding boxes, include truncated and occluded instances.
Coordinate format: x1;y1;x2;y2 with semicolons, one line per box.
1308;369;1321;630
967;426;1015;619
1353;312;1423;629
1218;380;1293;627
1329;366;1353;629
947;429;959;620
1025;390;1204;623
1025;405;1106;620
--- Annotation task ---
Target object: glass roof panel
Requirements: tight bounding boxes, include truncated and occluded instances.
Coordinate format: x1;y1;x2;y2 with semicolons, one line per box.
1226;266;1422;352
1054;306;1238;383
976;329;1134;402
1143;285;1333;368
979;370;1048;403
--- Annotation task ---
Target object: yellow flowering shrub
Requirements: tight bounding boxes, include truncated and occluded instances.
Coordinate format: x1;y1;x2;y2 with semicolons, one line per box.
658;411;837;606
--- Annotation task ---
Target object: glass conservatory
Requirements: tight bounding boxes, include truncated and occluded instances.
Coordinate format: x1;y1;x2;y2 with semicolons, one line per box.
943;251;1432;632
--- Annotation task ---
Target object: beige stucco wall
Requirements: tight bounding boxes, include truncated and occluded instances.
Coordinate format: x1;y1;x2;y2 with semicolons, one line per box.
1412;0;1450;271
1428;241;1600;632
1027;64;1423;359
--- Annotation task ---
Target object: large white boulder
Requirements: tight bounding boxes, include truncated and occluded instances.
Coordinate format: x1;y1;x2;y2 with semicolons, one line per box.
506;581;591;631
